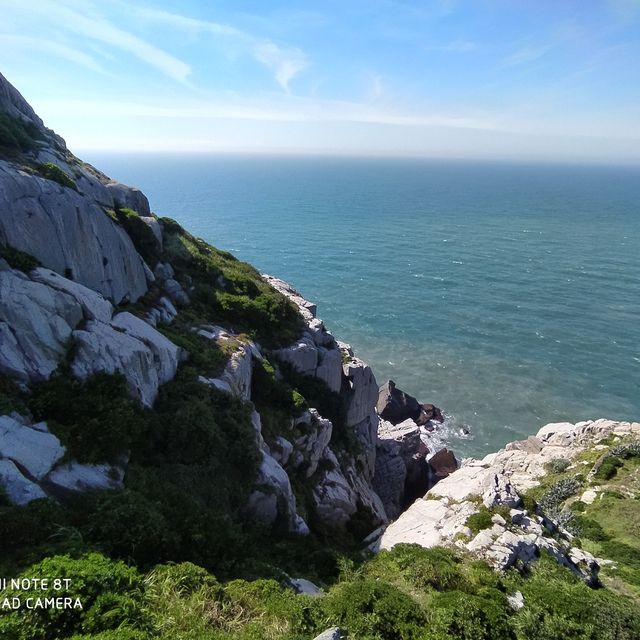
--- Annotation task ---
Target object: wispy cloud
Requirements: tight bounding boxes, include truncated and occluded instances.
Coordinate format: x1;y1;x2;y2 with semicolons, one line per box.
504;44;553;67
0;0;191;82
426;39;477;53
35;94;500;132
131;6;308;92
0;34;107;74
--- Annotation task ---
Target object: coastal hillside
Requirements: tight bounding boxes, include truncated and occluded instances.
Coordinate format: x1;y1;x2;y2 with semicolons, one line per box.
1;71;640;639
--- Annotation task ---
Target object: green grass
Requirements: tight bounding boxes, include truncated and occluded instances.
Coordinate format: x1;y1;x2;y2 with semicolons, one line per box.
113;208;161;266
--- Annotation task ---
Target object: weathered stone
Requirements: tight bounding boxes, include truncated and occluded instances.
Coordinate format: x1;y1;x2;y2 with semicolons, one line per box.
288;578;322;596
72;313;180;407
0;268;83;382
428;448;458;482
140;216;163;249
45;462;124;493
163;278;190;307
105;181;151;217
0;415;65;480
0;161;148;304
247;451;309;535
0;459;47;505
315;346;342;393
377;380;421;424
313;629;346;640
275;335;318;375
30;268;113;322
342;357;378;427
291;409;333;477
312;629;346;640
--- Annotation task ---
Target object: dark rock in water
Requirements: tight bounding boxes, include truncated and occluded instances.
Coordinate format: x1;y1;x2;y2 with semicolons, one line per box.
427;448;458;484
377;380;444;426
377;380;422;424
416;403;444;425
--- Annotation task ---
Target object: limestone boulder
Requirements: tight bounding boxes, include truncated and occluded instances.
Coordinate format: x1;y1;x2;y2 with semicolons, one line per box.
105;181;151;217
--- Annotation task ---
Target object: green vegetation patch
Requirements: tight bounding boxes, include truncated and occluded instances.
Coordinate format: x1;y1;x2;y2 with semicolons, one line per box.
113;208;161;267
30;372;145;464
37;162;77;190
0;244;41;272
160;218;304;348
0;111;42;156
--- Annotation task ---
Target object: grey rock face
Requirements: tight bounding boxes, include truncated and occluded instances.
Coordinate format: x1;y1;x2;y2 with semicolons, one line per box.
0;459;47;505
105;181;151;217
0;415;65;480
0;268;83;382
0;162;148;304
30;267;113;323
45;462;125;494
72;312;180;407
248;450;309;535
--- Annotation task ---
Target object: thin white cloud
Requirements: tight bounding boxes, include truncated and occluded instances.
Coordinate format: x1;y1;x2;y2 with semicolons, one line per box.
0;35;107;74
504;44;553;67
0;0;191;82
131;6;308;92
426;39;477;53
35;95;500;132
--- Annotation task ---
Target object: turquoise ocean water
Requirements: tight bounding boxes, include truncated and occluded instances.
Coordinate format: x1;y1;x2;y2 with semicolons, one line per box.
88;154;640;458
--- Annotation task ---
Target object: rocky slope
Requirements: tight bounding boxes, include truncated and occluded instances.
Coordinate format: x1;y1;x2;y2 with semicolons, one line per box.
1;70;443;541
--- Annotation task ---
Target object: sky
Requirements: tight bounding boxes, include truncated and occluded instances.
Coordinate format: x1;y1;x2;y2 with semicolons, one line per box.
0;0;639;162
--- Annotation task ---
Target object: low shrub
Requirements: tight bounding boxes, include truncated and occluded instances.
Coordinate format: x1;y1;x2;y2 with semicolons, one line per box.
113;208;160;266
37;162;77;190
0;244;40;272
0;554;148;640
323;578;428;640
545;458;571;474
594;456;624;480
0;111;41;155
30;372;146;464
466;506;495;534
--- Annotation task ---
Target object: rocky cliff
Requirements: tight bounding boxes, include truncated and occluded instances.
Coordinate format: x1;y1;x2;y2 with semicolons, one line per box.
0;70;425;541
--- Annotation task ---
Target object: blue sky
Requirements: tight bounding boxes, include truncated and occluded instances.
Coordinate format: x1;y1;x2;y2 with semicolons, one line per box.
0;0;639;162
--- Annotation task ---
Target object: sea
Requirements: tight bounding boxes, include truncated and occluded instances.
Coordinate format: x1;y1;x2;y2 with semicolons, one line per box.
86;153;640;458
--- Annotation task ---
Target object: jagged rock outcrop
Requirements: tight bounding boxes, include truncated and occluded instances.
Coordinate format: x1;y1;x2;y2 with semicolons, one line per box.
263;278;389;531
0;72;154;304
375;419;640;585
248;450;309;535
72;312;180;407
373;419;429;519
0;266;84;382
